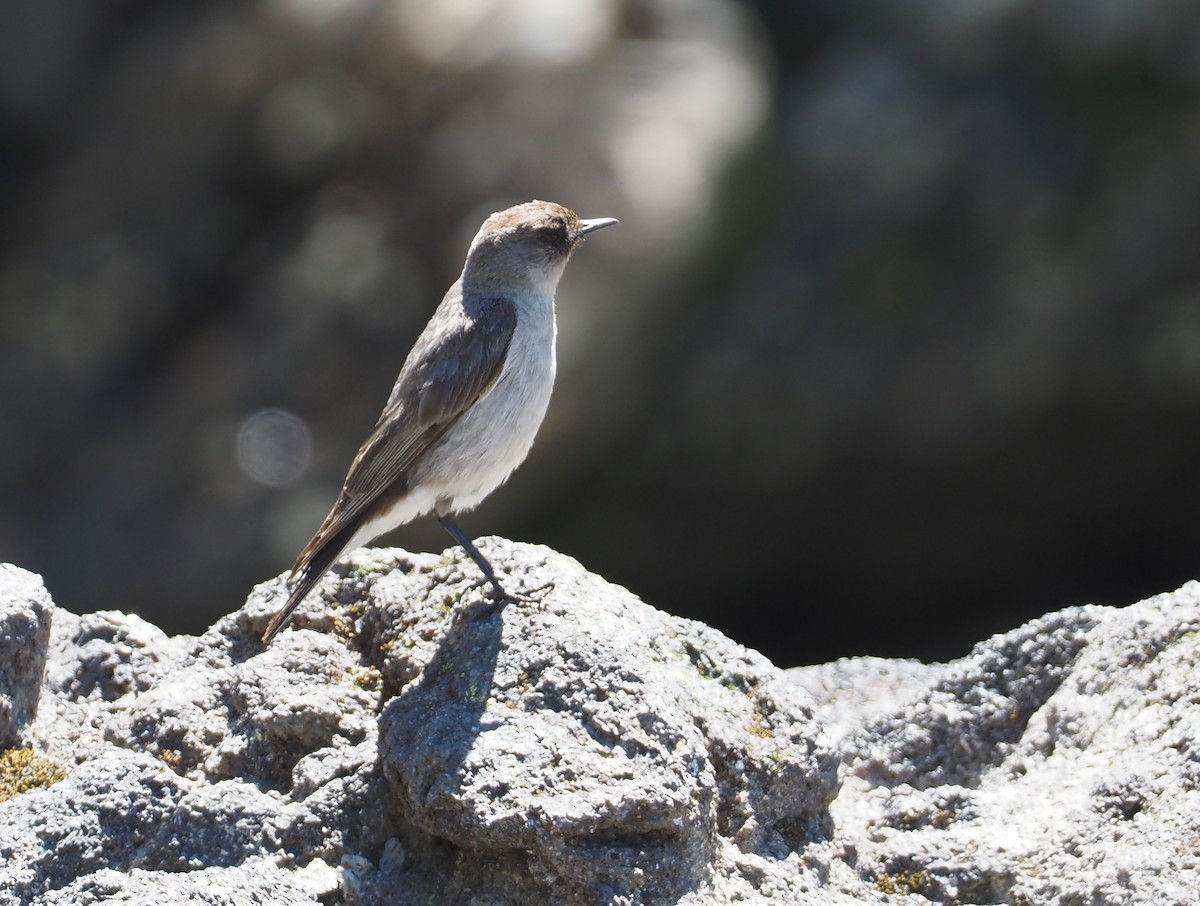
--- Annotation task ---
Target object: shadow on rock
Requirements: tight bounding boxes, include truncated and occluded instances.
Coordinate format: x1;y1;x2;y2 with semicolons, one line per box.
371;538;840;906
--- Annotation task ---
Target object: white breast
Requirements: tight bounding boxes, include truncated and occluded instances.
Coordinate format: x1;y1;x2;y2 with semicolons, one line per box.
413;295;558;513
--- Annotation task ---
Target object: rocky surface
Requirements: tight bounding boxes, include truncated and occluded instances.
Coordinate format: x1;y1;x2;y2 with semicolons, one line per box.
2;541;1199;904
0;566;53;748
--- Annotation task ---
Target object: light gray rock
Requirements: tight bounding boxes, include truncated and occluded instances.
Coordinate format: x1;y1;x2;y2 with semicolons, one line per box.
33;860;331;905
371;542;840;904
0;565;53;748
0;542;844;905
802;586;1200;904
789;655;940;743
3;543;1200;904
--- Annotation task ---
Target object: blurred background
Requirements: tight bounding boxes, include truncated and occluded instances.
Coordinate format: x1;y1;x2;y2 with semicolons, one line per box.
3;0;1200;667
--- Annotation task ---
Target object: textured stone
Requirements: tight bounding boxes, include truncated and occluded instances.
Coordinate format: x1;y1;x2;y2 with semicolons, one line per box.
803;585;1200;904
372;542;839;904
4;544;1200;904
0;565;53;747
0;542;843;905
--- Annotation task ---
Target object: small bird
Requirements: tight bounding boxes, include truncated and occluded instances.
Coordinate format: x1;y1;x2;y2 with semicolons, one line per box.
261;200;618;643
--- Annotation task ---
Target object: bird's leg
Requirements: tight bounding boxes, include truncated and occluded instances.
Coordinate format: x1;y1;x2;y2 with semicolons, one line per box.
435;514;555;617
436;513;506;599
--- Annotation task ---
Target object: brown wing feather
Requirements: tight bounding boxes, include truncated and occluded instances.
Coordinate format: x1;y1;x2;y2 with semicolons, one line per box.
260;292;517;643
298;295;517;564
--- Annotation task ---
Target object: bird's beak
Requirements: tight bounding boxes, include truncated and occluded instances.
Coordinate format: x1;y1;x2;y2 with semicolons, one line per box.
579;217;619;235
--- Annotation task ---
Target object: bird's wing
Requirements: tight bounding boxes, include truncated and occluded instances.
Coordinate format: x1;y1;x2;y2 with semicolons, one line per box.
341;294;518;504
294;294;518;570
261;295;517;644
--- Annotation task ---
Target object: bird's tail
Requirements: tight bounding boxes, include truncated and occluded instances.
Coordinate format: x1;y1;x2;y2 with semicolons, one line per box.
260;524;356;644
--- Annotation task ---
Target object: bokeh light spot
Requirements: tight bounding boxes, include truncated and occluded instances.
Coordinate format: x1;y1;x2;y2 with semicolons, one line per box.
236;409;313;487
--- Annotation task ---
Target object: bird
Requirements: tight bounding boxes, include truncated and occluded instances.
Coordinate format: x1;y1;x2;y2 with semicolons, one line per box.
260;200;618;643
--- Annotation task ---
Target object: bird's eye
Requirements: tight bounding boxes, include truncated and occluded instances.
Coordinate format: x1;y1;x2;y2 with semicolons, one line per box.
543;217;569;247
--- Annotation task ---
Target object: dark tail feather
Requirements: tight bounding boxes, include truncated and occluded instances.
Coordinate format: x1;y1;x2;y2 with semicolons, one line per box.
260;525;356;644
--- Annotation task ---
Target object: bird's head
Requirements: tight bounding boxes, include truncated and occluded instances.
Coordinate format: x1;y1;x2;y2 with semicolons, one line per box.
463;200;617;295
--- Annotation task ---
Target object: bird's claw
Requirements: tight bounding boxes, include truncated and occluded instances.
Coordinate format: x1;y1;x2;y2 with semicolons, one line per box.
466;577;555;621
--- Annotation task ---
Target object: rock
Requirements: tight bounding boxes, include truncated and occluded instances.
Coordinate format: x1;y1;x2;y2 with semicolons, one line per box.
371;541;839;904
2;542;1200;904
33;861;330;906
0;541;843;905
0;565;53;748
799;585;1200;904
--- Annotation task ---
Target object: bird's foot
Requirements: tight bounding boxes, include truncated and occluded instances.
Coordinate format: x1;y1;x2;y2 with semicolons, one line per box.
467;577;555;621
500;578;555;603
